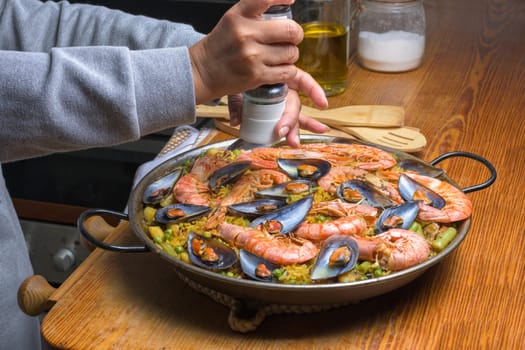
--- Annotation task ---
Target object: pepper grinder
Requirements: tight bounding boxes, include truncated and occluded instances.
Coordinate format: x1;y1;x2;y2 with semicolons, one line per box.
240;5;292;145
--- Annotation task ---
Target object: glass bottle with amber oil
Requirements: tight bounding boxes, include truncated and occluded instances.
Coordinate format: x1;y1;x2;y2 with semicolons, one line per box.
293;0;350;96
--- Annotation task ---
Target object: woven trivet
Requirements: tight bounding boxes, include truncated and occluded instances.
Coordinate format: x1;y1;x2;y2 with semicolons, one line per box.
174;271;349;333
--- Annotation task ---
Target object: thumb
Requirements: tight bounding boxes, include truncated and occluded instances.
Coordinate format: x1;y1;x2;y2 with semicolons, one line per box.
227;94;243;126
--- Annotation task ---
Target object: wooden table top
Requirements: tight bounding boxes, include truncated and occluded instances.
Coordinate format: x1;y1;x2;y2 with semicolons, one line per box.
39;0;524;348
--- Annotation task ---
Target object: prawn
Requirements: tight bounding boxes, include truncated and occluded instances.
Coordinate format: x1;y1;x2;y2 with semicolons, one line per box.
310;200;378;218
317;166;368;193
172;173;210;205
205;169;290;229
406;173;472;223
294;215;368;241
300;143;397;170
278;149;327;159
353;229;430;271
235;148;281;169
217;223;319;265
190;153;230;180
221;169;289;206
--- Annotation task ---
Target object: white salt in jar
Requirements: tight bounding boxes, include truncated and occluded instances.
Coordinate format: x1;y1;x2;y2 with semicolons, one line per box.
357;0;426;72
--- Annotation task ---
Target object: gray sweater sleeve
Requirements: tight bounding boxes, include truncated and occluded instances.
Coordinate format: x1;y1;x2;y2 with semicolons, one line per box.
0;0;206;162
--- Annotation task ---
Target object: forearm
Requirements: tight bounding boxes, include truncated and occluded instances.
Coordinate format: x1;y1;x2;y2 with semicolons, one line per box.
0;46;196;162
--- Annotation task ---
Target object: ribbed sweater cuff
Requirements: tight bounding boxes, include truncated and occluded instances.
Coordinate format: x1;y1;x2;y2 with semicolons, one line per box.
130;47;196;135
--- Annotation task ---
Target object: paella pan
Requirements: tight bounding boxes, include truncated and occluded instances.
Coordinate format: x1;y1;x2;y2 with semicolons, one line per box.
79;135;495;307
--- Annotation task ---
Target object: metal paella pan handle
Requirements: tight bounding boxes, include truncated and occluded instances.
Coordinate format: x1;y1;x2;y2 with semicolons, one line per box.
429;151;497;193
77;208;149;253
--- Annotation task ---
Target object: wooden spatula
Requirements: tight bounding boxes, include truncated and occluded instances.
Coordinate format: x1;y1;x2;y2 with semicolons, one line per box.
334;125;427;152
197;103;404;127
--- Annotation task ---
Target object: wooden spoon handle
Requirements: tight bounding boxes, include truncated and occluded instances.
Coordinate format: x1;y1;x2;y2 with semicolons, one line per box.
197;104;404;128
196;104;232;119
300;105;404;127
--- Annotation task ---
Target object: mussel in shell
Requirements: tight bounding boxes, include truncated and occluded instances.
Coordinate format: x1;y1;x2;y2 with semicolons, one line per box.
187;232;237;270
337;180;396;208
142;169;182;204
239;249;280;282
154;203;211;224
310;235;359;281
277;158;331;181
255;179;312;199
250;195;313;234
208;161;251;191
398;174;445;209
227;198;286;218
375;201;420;233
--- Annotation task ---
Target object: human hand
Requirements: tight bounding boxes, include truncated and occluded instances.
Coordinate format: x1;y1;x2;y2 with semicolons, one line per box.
190;0;328;110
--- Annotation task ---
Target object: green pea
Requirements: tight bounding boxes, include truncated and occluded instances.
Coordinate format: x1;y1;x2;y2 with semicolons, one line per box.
272;268;284;279
153;236;163;244
174;245;185;254
164;229;173;240
373;267;384;278
317;215;328;223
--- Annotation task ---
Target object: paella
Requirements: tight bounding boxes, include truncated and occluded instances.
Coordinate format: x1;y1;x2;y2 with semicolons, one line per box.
139;140;472;285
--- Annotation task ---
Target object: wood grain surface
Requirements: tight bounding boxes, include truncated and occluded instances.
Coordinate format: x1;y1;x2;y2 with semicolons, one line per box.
40;0;525;348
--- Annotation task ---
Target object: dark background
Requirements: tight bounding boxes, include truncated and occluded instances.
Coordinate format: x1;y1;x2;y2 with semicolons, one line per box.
69;0;235;33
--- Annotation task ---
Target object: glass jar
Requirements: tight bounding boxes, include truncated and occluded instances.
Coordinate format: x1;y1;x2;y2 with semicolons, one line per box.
357;0;426;72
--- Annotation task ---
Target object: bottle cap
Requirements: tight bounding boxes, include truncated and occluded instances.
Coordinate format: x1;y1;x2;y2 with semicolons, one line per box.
243;83;288;104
